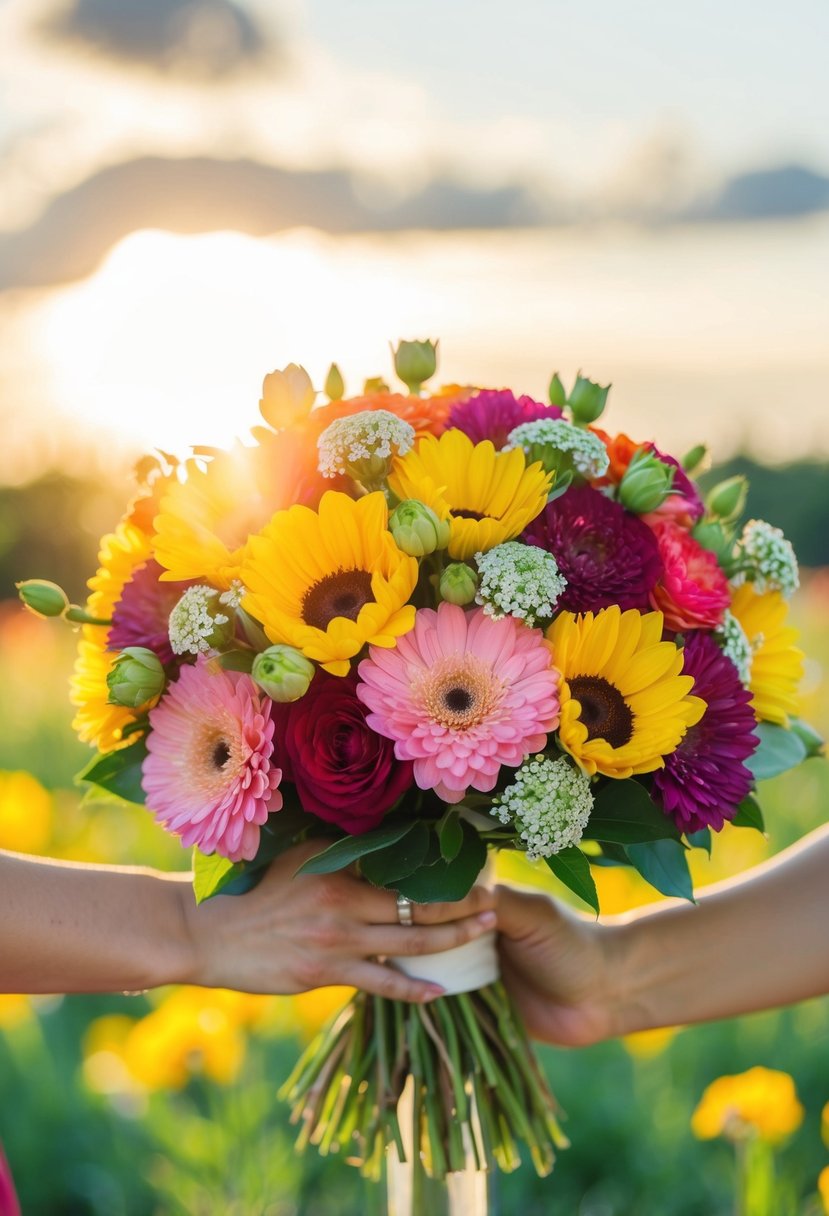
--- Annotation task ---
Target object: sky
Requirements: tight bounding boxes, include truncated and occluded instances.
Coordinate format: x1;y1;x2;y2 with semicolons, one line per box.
0;0;828;481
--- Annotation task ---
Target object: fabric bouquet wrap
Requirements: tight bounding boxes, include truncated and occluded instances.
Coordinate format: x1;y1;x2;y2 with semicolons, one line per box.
21;339;819;1194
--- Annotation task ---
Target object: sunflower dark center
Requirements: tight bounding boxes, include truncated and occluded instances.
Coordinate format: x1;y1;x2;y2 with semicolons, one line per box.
302;569;374;630
444;686;473;713
452;508;488;521
212;740;231;769
568;675;633;748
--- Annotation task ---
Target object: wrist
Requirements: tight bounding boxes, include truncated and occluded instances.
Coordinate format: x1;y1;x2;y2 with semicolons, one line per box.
164;876;206;987
597;917;661;1038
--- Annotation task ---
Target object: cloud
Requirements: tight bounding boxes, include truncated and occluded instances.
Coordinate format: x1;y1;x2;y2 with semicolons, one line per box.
683;164;829;222
37;0;273;79
0;156;551;290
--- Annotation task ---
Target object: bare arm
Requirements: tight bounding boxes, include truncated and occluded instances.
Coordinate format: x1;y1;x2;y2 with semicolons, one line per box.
0;843;496;1000
496;825;829;1045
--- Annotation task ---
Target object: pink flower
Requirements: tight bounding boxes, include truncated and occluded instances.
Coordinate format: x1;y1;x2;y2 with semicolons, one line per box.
357;604;560;803
143;658;282;861
649;519;730;632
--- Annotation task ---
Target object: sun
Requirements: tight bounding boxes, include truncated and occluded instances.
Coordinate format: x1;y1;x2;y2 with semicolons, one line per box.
32;227;427;455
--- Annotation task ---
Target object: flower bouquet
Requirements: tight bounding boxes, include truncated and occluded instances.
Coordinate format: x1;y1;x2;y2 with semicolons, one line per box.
20;340;821;1208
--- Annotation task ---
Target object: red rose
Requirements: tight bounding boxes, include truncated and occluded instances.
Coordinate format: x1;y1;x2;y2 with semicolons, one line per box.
649;519;730;632
272;672;413;833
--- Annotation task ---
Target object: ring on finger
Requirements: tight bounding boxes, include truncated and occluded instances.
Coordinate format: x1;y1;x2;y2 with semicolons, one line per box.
396;894;414;927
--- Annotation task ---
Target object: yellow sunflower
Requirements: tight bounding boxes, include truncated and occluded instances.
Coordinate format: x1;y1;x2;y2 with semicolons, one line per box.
547;606;705;778
729;583;803;726
153;431;321;589
387;429;551;560
71;519;153;752
240;490;418;677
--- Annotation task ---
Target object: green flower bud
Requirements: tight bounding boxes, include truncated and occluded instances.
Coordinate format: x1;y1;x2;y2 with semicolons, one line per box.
693;520;738;572
681;443;708;475
567;374;610;425
106;647;165;709
389;500;451;557
439;562;478;606
706;475;748;523
16;579;70;619
324;362;345;401
548;372;566;407
252;645;315;703
363;376;390;395
393;339;439;394
618;449;675;514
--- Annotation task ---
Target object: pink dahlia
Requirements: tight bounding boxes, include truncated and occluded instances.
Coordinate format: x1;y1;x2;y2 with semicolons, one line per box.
653;631;758;833
109;559;192;665
143;659;282;861
356;603;560;803
447;389;562;449
523;484;663;613
649;519;730;633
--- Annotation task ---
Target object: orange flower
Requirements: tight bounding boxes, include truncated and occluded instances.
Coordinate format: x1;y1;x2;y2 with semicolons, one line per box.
309;391;455;441
591;428;643;485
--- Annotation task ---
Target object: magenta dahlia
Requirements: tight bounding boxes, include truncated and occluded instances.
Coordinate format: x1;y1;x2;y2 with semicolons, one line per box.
447;390;562;449
652;631;758;833
523;484;663;613
109;559;191;665
143;658;282;861
356;603;560;803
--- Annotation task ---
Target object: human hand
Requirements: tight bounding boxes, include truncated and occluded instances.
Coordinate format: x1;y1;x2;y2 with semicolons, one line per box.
496;885;620;1046
182;840;497;1002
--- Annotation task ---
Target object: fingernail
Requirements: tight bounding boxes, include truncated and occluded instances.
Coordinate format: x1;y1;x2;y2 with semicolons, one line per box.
477;910;497;928
422;986;445;1002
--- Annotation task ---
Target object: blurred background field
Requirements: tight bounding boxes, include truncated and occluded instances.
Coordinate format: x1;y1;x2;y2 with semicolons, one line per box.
0;539;827;1215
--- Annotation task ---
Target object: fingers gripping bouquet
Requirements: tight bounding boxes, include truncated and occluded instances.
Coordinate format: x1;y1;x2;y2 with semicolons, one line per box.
20;342;819;1184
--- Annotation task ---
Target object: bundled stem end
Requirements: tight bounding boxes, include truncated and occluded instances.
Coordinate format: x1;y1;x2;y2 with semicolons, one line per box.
279;981;567;1184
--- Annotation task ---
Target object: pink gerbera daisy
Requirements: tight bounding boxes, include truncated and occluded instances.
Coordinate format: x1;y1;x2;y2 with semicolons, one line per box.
143;659;282;861
357;603;560;803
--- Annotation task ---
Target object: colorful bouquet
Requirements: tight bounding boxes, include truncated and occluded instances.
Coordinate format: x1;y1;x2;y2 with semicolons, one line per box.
20;341;819;1191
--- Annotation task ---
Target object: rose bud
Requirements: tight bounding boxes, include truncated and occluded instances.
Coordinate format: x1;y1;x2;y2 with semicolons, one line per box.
390;499;451;557
706;475;748;523
252;645;315;703
17;579;70;619
106;647;165;709
619;449;676;514
439;562;479;606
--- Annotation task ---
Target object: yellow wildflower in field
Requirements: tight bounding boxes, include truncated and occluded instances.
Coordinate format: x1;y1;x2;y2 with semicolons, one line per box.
291;987;355;1042
0;770;53;854
692;1066;804;1145
622;1026;679;1059
0;995;34;1031
822;1101;829;1149
819;1165;829;1215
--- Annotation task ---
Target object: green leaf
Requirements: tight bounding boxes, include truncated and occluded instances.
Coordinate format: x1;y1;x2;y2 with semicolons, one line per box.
686;828;712;855
360;822;430;885
217;649;255;673
746;721;807;781
626;840;694;902
544;847;599;914
438;811;464;863
193;850;244;904
76;737;148;806
731;794;765;832
296;820;415;876
789;717;825;759
585;779;680;844
547;470;574;503
393;821;486;903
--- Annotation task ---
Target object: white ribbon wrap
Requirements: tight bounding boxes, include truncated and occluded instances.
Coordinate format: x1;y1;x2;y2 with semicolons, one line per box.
389;849;499;996
390;928;499;995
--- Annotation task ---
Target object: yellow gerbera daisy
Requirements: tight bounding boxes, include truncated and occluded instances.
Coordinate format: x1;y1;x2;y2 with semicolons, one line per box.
547;606;705;778
240;491;418;677
153;432;319;589
388;429;551;560
71;519;153;752
729;583;803;726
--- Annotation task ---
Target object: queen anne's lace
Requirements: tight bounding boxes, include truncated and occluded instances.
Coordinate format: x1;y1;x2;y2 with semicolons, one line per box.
317;410;415;479
491;755;594;859
739;519;799;599
169;585;229;656
506;418;609;478
475;541;567;626
715;609;754;684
